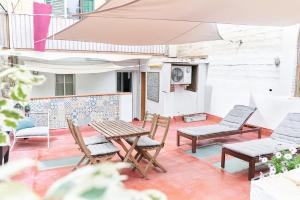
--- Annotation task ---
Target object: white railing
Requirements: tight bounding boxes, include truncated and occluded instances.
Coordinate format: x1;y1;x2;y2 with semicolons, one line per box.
1;13;167;54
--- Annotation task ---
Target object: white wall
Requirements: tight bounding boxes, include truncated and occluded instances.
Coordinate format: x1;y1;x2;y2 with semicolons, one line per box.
75;72;117;94
178;24;300;129
30;72;55;97
145;61;208;117
119;94;133;122
30;71;137;121
31;72;117;97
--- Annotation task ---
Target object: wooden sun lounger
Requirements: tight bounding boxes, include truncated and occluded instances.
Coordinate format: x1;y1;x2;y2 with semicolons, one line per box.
177;105;261;153
221;113;300;180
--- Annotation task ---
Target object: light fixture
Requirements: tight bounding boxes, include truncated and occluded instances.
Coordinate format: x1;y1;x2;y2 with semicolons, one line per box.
274;57;280;67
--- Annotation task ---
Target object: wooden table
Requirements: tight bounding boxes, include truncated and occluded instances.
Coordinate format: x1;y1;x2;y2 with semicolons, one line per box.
90;120;149;177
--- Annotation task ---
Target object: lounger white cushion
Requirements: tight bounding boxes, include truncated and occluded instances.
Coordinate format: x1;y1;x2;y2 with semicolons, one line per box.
271;113;300;145
178;105;256;137
126;136;160;147
88;142;119;156
223;113;300;157
16;126;49;137
178;124;236;137
219;105;257;129
84;135;108;145
223;138;298;157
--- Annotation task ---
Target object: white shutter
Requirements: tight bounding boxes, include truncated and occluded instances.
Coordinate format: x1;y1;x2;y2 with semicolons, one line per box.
46;0;65;16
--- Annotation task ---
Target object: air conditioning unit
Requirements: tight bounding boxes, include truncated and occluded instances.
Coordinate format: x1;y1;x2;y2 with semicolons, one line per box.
171;66;192;84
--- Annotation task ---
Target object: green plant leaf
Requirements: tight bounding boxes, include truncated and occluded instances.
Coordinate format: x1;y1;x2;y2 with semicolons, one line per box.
10;91;23;101
44;181;74;200
0;182;40;200
0;99;7;107
0;110;22;120
4;119;17;128
17;85;27;100
80;187;106;200
0;133;8;145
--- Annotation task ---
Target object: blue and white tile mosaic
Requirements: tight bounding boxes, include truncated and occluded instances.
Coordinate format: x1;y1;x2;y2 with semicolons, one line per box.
30;95;120;129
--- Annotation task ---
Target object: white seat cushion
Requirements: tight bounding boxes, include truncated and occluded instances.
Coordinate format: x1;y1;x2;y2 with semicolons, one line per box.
88;142;119;156
16;126;49;137
127;136;160;147
223;138;299;157
84;135;108;145
178;124;236;137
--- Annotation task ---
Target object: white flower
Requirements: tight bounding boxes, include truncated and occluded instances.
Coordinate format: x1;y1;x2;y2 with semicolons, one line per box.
289;147;297;155
281;161;287;166
269;166;276;175
282;167;288;173
260;157;268;163
275;152;282;159
284;153;293;160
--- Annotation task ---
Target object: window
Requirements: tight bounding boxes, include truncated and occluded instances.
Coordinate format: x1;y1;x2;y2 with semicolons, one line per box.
45;0;65;16
117;72;132;92
55;74;75;96
45;0;94;16
80;0;94;13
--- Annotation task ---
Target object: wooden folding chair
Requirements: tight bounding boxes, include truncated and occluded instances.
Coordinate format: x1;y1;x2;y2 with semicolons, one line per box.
66;118;86;170
66;117;108;146
130;115;171;177
141;112;157;135
71;122;119;166
130;113;158;161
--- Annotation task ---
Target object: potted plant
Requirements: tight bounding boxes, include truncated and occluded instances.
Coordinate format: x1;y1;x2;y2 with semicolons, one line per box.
259;147;300;178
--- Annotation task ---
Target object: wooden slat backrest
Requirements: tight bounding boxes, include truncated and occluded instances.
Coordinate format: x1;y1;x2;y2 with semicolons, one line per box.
66;117;78;143
148;114;158;139
142;111;156;129
72;123;91;157
152;116;171;145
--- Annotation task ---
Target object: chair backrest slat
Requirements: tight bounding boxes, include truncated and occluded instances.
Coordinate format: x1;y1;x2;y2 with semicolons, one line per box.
66;117;78;144
152;115;171;145
142;111;156;127
72;123;91;157
219;105;256;130
142;112;158;138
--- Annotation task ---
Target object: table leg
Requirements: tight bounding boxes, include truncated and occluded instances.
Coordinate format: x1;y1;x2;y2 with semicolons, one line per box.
124;136;139;162
115;137;148;178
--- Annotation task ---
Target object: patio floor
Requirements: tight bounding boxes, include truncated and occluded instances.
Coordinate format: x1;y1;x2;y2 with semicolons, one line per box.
10;115;270;200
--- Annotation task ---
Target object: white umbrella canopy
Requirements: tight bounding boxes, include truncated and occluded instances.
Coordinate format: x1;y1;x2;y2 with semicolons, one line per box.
53;17;220;45
20;57;143;74
53;0;300;45
91;0;300;26
52;0;222;45
0;50;149;74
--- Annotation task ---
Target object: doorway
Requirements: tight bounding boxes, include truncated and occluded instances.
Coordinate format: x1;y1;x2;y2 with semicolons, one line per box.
117;72;132;92
141;72;146;120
